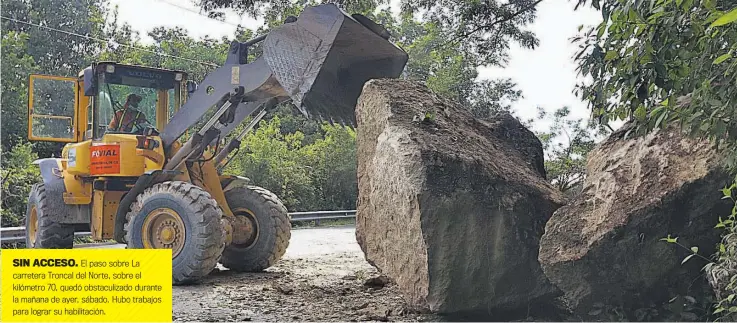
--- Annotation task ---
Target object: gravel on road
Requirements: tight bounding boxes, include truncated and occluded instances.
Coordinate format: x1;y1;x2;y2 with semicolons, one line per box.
170;226;438;322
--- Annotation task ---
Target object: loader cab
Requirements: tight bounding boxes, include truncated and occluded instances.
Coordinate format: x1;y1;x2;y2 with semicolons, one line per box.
83;62;187;140
26;62;187;144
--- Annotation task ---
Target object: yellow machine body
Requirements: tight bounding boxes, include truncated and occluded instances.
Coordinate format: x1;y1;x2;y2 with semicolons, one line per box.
25;62;238;241
61;134;166;177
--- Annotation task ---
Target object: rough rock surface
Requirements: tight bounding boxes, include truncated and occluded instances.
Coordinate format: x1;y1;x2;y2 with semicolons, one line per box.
355;79;565;316
538;122;731;317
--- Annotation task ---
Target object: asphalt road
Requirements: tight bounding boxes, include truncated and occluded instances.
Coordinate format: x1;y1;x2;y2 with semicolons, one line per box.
57;226;432;321
157;226;424;322
75;225;361;259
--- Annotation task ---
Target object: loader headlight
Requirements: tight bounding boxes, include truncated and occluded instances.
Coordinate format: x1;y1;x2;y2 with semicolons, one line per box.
105;65;115;73
136;136;159;150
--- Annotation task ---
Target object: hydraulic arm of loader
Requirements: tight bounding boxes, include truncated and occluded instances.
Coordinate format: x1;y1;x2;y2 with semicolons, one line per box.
159;4;408;168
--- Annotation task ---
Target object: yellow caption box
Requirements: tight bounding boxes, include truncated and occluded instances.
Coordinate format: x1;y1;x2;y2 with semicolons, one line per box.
1;249;172;322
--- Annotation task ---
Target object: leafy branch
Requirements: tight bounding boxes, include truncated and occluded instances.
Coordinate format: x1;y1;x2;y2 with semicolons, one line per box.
439;0;544;50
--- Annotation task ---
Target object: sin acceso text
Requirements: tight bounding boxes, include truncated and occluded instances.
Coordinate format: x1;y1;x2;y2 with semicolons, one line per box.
13;258;77;267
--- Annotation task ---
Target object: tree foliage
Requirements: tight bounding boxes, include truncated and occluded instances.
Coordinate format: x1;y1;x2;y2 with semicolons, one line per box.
198;0;381;20
222;115;357;211
1;0;109;75
1;32;36;150
2;0;114;157
1;143;40;227
374;9;524;118
574;0;737;152
198;0;543;68
400;0;541;66
198;0;539;119
574;0;737;318
534;106;606;197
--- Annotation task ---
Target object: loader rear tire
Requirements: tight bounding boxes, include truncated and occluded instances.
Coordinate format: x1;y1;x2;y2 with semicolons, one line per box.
220;185;290;272
125;181;226;285
25;183;74;249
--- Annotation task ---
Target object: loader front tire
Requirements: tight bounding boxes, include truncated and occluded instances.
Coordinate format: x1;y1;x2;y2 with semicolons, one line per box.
220;185;290;272
25;183;74;249
125;181;226;285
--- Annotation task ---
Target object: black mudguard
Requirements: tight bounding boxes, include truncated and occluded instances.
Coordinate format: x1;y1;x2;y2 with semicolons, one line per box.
34;158;90;224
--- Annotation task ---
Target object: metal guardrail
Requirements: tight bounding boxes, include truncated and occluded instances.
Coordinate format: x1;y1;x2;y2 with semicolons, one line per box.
289;210;356;222
0;210;356;244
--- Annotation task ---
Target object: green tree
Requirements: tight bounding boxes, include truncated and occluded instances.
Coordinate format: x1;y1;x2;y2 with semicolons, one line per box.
197;0;538;119
302;124;358;210
143;27;229;82
266;105;323;144
573;0;737;149
2;0;110;76
1;143;41;227
534;106;606;197
198;0;380;20
401;0;541;67
98;6;143;64
382;12;525;118
222;116;318;211
199;0;544;66
468;78;523;119
220;112;359;211
1;32;37;151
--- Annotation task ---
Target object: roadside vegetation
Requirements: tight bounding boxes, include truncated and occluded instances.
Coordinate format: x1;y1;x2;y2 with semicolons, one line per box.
1;0;594;228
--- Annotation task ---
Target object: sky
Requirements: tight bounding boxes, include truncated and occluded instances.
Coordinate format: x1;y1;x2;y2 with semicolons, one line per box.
109;0;606;133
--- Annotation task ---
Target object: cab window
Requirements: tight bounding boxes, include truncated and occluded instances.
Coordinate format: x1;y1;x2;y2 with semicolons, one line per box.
91;65;183;139
96;84;160;135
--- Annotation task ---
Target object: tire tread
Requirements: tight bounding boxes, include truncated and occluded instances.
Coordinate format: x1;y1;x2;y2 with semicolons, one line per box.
27;183;74;249
220;185;290;272
124;181;225;284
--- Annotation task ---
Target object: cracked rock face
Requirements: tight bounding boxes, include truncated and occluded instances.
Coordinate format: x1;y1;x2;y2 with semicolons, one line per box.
538;122;731;316
354;79;564;315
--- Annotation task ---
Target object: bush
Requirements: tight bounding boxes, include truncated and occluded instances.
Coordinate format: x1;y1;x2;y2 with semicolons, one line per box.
1;142;40;227
222;114;358;212
223;116;317;211
302;123;357;210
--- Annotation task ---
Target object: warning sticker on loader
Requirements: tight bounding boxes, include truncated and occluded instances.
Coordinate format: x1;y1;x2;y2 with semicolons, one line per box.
1;249;172;322
90;144;120;175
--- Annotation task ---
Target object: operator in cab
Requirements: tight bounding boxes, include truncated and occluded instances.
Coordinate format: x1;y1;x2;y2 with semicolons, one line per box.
107;93;152;134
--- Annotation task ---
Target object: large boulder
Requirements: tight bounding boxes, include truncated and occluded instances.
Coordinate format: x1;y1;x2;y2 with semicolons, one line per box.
538;122;731;317
355;79;565;315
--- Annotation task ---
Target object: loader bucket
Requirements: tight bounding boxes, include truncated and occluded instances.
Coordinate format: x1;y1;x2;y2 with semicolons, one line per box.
159;4;408;147
263;4;408;124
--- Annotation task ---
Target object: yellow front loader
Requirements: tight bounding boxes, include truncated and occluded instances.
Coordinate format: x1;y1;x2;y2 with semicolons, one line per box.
24;4;408;284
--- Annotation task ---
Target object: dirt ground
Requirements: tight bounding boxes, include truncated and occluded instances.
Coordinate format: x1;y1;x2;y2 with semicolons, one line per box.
169;226;440;322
